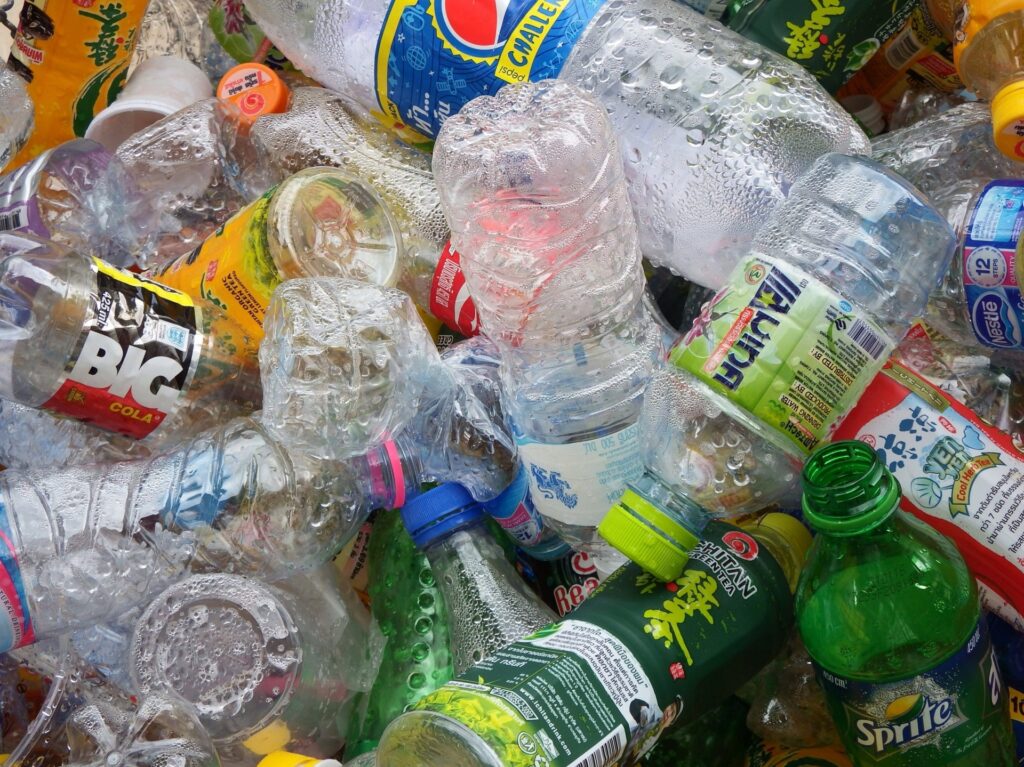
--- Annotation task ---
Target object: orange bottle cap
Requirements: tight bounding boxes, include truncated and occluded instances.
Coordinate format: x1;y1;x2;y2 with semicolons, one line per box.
217;62;290;122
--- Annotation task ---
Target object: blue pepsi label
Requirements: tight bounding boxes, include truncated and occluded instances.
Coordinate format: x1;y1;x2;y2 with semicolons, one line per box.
963;180;1024;349
374;0;604;140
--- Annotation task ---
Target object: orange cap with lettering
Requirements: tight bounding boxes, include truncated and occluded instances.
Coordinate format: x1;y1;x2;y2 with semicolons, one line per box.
217;62;291;122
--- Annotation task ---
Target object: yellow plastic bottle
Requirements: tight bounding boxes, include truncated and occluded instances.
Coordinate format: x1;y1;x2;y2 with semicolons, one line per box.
953;0;1024;160
4;0;151;171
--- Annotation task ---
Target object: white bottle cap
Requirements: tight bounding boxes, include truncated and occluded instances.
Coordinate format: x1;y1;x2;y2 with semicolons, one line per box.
85;55;213;151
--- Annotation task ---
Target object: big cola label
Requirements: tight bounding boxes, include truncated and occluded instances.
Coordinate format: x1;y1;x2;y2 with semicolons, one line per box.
42;259;202;439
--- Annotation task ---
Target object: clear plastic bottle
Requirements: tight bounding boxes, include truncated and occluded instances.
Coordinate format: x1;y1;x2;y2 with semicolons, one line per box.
244;0;870;289
1;636;219;767
0;231;260;445
400;483;557;675
258;278;517;502
0;139;149;267
0;65;33;172
433;80;662;563
0;415;412;655
248;87;460;328
130;566;381;767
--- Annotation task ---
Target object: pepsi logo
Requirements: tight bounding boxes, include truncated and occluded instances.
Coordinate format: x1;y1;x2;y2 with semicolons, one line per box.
433;0;534;58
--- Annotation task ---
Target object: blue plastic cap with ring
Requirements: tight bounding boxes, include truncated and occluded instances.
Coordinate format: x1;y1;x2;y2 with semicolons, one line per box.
400;482;484;550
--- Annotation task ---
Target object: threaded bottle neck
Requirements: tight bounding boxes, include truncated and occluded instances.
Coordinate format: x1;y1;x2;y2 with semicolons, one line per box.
802;441;901;536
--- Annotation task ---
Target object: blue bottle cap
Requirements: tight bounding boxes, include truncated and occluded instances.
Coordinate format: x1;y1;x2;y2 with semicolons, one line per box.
400;482;483;549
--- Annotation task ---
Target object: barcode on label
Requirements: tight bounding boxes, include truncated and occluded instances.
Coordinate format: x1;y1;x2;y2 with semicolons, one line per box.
885;25;923;70
0;208;24;232
569;727;625;767
848;319;886;360
140;319;189;352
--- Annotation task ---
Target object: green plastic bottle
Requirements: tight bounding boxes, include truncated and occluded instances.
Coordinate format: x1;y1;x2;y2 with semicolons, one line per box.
346;509;453;757
796;440;1015;766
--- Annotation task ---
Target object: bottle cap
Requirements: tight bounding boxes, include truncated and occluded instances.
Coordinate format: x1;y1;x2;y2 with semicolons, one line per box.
598;488;700;582
991;80;1024;162
243;722;293;756
217;63;291;123
257;752;341;767
751;512;813;566
85;55;213;151
401;483;483;549
802;441;901;536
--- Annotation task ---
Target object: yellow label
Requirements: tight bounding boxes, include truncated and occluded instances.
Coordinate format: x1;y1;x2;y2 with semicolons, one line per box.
495;0;573;84
93;257;195;307
152;191;279;355
1010;686;1024;724
5;0;149;171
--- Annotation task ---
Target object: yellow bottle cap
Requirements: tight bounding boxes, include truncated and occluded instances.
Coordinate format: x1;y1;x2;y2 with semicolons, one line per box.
598;488;701;582
217;63;291;123
755;512;813;566
991;80;1024;161
257;753;342;767
243;720;293;756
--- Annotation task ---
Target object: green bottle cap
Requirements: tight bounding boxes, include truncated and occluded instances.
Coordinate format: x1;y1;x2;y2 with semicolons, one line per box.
802;440;901;536
599;488;701;581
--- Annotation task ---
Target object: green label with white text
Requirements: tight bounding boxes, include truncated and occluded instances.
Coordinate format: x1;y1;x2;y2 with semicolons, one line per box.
671;257;893;454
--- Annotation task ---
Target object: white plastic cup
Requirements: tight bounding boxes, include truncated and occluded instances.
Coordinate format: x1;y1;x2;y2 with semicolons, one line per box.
841;94;886;137
85;55;213;151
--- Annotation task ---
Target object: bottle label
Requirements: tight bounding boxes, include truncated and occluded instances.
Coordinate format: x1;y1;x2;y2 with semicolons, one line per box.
814;619;1009;765
548;550;600;616
373;0;605;141
42;258;202;439
429;242;479;337
413;522;793;766
517;421;643;526
671;256;893;455
0;500;33;652
150;190;277;358
833;360;1024;626
6;0;149;170
961;180;1024;348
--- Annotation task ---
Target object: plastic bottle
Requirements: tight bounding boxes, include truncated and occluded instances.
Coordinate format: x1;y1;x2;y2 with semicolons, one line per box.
433;80;662;564
0;414;412;656
114;97;274;267
0;139;146;266
988;614;1024;765
744;738;852;767
400;483;557;675
149;167;403;363
346;508;453;758
2;637;220;767
4;0;151;171
258;753;342;767
0;231;260;444
644;696;752;767
243;0;870;290
247;87;469;332
796;440;1015;766
950;0;1024;161
258;278;517;502
0;65;32;170
131;566;381;767
376;513;809;767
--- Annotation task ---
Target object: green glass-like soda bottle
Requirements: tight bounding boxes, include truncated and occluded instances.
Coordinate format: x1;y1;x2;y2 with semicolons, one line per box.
346;508;454;757
796;440;1015;766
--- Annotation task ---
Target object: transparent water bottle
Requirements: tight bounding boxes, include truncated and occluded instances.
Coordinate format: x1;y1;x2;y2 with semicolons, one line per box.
433;80;662;563
244;0;870;289
0;66;33;174
131;566;381;767
400;483;557;675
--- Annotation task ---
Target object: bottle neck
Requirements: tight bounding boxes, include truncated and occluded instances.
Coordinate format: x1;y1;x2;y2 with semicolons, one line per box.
801;441;901;537
359;437;421;510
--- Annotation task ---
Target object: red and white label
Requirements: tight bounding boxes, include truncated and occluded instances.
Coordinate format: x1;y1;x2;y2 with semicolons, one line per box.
430;242;480;337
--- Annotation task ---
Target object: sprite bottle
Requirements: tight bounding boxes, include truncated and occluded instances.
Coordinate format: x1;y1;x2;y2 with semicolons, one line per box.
796;440;1015;766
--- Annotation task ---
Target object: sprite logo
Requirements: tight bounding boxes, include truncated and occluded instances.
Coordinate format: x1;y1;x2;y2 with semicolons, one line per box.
854;693;960;753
